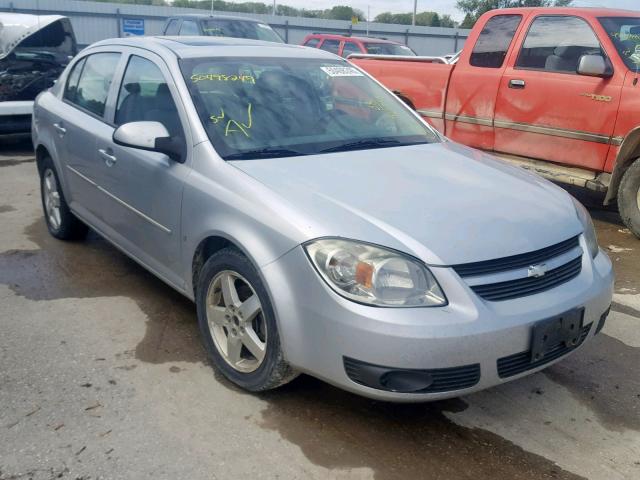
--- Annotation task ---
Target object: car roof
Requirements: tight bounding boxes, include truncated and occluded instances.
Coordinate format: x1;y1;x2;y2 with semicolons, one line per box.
308;33;398;44
166;14;266;23
87;36;340;60
489;7;640;18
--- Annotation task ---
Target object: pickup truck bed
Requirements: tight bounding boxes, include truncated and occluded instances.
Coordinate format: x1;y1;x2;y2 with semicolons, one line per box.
351;7;640;238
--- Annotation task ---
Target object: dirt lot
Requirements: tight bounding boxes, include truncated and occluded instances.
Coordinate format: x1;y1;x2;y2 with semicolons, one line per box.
1;135;639;480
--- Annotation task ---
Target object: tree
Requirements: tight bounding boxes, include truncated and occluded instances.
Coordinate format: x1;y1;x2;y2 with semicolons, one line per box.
456;0;572;28
374;11;456;28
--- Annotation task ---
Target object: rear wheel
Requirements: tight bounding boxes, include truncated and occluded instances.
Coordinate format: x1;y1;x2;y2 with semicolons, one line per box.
196;247;297;391
40;157;88;240
618;159;640;239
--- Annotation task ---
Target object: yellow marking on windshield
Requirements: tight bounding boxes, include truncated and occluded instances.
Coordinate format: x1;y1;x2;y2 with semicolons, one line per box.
191;73;256;84
210;108;225;124
224;103;253;137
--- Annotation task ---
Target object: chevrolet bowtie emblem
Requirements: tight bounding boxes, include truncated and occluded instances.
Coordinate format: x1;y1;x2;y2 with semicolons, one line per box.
528;264;548;278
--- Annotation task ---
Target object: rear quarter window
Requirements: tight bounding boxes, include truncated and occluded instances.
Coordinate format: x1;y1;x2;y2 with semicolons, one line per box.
470;15;522;68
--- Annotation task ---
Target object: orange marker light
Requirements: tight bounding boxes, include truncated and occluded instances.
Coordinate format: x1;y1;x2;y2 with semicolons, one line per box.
355;262;374;289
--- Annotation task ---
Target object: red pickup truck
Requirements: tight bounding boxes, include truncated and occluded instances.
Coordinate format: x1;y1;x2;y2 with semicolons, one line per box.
351;7;640;238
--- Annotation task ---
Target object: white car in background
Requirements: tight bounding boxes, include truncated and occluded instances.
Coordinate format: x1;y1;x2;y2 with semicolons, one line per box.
0;13;77;134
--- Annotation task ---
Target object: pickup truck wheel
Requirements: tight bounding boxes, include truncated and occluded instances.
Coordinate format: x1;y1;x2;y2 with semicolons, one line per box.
196;247;298;392
40;157;88;241
618;159;640;239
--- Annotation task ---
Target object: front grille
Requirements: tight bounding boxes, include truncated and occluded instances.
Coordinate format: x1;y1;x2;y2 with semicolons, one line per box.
344;357;480;394
497;323;591;378
470;256;582;302
452;235;580;278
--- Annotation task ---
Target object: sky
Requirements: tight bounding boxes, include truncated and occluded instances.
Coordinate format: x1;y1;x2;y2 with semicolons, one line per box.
224;0;639;22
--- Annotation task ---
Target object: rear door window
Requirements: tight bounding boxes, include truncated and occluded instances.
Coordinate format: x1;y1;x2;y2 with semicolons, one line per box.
516;16;605;73
470;14;522;68
179;20;200;36
319;39;340;55
71;52;121;117
304;38;320;48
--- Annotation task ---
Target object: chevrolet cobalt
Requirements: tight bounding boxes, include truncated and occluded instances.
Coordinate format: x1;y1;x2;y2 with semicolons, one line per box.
32;37;613;401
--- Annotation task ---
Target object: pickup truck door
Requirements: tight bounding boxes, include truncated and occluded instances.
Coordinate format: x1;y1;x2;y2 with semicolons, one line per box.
494;15;624;171
444;13;524;151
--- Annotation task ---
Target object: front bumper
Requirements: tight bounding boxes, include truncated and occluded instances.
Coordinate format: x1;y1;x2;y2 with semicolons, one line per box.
261;240;614;402
0;101;33;134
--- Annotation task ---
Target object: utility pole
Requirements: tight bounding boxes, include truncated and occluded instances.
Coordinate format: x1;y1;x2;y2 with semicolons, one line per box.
367;5;370;36
412;0;417;26
273;0;276;16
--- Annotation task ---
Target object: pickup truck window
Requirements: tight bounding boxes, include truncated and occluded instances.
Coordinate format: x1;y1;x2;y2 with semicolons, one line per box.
364;43;415;56
516;16;603;74
180;20;199;36
599;17;640;71
165;19;180;36
320;40;340;55
470;15;522;68
181;57;439;160
202;19;283;43
342;41;361;57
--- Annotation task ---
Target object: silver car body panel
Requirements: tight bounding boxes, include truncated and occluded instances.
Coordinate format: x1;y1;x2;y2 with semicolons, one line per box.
32;37;614;401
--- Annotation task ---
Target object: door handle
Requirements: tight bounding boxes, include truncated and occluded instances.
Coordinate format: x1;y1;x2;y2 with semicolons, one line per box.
53;122;66;135
509;79;526;89
98;148;117;167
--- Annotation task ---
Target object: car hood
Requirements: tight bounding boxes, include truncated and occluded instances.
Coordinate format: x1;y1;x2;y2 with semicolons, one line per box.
0;14;72;60
230;142;582;266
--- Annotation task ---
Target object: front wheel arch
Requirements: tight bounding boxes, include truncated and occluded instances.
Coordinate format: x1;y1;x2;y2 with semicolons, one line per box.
605;126;640;205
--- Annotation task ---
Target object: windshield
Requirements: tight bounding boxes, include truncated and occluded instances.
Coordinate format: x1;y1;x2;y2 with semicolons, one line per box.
180;57;439;160
364;43;415;56
202;19;283;43
599;17;640;70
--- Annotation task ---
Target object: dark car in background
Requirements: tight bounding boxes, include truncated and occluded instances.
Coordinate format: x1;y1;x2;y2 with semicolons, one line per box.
302;33;416;58
0;13;78;134
162;14;283;43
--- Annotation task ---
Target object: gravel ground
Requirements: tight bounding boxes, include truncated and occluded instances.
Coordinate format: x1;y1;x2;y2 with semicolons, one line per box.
1;135;638;480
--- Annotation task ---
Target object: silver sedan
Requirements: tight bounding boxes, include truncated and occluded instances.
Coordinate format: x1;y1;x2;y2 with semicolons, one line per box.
32;36;613;401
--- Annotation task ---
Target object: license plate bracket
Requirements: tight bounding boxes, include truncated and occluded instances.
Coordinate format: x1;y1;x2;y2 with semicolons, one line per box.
530;308;584;363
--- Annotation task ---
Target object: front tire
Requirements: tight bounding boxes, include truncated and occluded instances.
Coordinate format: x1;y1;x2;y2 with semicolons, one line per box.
618;159;640;239
39;156;88;241
196;247;297;392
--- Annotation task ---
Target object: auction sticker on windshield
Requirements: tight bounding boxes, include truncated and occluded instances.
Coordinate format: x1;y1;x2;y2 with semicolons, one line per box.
320;66;363;77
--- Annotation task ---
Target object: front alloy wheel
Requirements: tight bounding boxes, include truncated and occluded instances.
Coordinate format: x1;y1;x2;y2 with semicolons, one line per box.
196;248;297;391
205;270;267;373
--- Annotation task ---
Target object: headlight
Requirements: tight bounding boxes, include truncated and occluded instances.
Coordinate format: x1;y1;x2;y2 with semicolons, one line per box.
304;238;447;307
572;198;599;258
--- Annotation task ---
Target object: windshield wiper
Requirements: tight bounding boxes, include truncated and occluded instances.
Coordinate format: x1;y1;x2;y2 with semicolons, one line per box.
319;138;406;154
224;147;306;161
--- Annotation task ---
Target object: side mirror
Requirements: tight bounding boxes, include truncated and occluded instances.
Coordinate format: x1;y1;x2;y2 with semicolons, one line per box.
577;54;613;78
113;121;185;162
